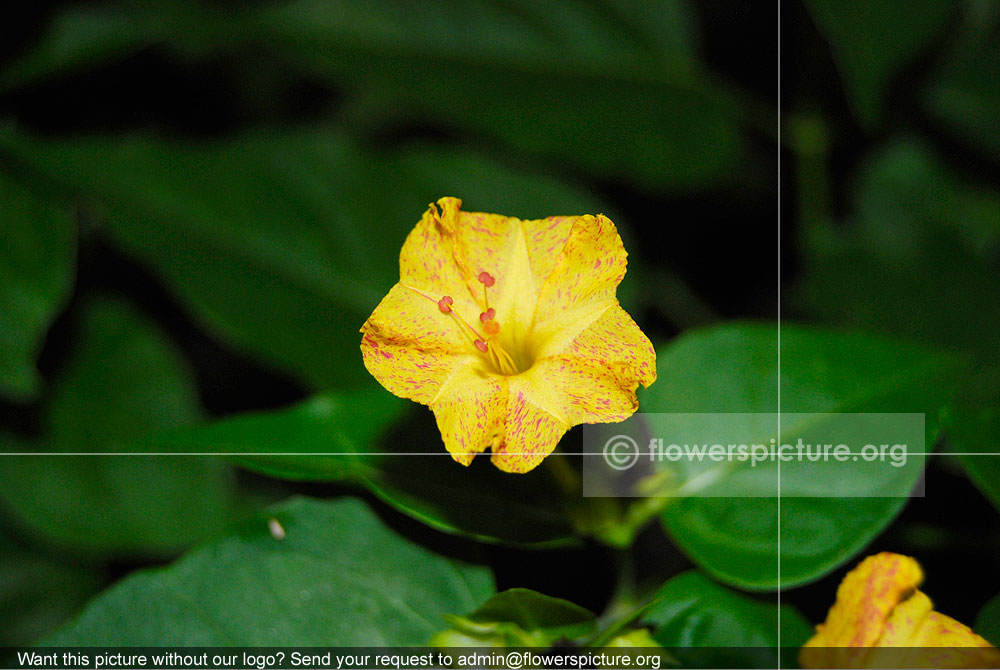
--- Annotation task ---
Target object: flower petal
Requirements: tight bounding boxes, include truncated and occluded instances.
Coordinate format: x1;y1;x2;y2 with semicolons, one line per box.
431;364;507;466
876;590;934;647
804;552;923;648
519;355;641;424
535;302;656;388
911;611;996;648
522;216;576;288
361;282;476;404
866;592;999;668
399;198;470;298
491;375;569;473
529;215;630;357
449;209;541;356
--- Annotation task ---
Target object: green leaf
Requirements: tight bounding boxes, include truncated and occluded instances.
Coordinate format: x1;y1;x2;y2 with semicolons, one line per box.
0;173;75;400
851;140;1000;260
144;392;577;546
0;127;616;391
0;298;234;555
804;0;953;128
431;589;596;647
642;571;812;668
794;140;1000;355
44;496;494;645
2;0;741;189
943;365;1000;513
976;591;1000;647
0;1;250;92
925;16;1000;162
0;532;102;645
641;323;962;589
258;0;740;190
0;3;176;91
149;390;406;481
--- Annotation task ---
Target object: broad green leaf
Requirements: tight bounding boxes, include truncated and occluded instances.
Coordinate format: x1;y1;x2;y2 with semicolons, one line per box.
642;571;812;668
943;366;1000;513
641;323;962;589
0;127;616;391
431;589;596;647
0;531;102;646
258;0;740;190
144;392;577;546
0;298;234;555
976;592;1000;646
804;0;953;127
147;390;406;481
0;173;75;400
45;496;494;645
795;140;1000;355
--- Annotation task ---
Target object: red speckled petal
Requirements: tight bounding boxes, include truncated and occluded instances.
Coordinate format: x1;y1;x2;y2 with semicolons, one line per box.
490;376;569;473
519;355;640;425
431;366;507;467
398;197;479;316
810;552;923;647
537;302;656;389
361;282;477;404
529;214;628;353
522;216;576;288
799;552;1000;669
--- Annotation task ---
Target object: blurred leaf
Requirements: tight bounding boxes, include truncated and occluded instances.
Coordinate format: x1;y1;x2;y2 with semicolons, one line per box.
259;0;740;190
976;591;1000;646
3;0;741;190
804;0;953;127
641;323;962;589
0;127;619;391
795;140;1000;355
0;532;102;645
925;23;1000;161
44;496;494;645
0;298;234;555
1;3;178;91
642;571;812;668
943;366;1000;513
852;140;1000;259
145;392;577;546
431;588;596;647
0;173;75;400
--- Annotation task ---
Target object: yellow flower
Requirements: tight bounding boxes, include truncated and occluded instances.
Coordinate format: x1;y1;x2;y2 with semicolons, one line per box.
801;552;1000;669
360;197;656;473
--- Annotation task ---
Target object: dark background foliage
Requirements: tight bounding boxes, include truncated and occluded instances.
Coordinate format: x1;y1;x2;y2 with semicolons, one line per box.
1;0;999;656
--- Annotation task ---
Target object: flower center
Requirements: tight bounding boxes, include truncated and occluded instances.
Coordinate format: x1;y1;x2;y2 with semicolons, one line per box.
434;272;521;376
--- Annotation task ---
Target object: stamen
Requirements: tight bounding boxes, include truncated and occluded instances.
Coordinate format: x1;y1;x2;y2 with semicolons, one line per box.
441;298;488;345
416;286;519;375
